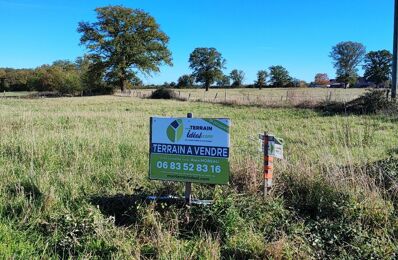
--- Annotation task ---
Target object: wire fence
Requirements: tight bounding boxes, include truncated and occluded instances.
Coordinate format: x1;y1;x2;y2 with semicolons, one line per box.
120;88;364;106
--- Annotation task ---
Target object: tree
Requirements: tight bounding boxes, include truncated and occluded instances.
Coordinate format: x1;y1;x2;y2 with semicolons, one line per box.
269;65;292;87
330;41;366;87
177;74;194;88
230;69;245;87
255;70;268;89
3;69;35;91
217;75;230;88
51;60;83;94
290;78;308;88
75;56;111;95
29;64;83;94
298;80;308;88
363;50;392;87
314;73;330;86
0;69;6;91
78;6;172;91
52;60;78;71
189;47;226;91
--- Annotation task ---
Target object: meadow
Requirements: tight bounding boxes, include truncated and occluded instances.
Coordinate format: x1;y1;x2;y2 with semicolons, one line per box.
0;93;397;258
126;88;367;106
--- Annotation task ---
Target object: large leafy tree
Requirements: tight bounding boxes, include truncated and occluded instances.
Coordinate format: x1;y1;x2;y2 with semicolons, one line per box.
314;73;330;86
189;48;226;91
255;70;268;89
330;41;366;87
78;6;172;91
230;69;245;87
363;50;392;86
269;65;292;87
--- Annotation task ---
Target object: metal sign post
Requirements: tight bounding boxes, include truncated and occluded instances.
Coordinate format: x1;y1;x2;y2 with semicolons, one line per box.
259;132;284;198
263;133;274;198
185;113;193;204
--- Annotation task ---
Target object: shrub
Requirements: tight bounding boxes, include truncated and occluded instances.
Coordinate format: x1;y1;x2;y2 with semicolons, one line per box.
319;90;398;115
149;88;185;101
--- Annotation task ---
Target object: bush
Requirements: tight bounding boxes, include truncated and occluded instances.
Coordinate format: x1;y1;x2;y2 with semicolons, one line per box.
319;90;398;115
149;88;184;100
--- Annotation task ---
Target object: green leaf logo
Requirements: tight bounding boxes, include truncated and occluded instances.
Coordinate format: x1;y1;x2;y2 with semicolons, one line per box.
167;119;183;143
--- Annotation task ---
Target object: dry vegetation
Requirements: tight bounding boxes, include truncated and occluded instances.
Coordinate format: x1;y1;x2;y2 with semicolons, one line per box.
122;87;367;107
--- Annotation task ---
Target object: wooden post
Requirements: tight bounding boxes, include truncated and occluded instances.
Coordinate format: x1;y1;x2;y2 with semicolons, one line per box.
263;133;274;198
185;113;193;204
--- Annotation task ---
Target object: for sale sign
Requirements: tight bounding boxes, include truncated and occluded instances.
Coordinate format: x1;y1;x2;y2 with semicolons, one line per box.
149;117;230;184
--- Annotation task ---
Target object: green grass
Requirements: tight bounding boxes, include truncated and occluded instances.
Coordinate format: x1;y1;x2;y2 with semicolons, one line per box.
0;95;397;258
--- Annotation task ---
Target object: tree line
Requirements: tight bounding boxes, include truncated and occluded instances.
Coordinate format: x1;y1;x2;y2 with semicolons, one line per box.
0;58;113;95
0;6;393;94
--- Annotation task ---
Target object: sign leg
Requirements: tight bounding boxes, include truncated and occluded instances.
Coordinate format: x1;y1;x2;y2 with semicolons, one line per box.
185;182;192;204
185;112;193;204
263;133;274;198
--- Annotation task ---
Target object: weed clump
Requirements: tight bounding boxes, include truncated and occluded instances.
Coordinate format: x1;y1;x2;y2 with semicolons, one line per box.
7;180;43;202
277;169;398;259
319;90;398;115
364;157;398;203
231;158;261;194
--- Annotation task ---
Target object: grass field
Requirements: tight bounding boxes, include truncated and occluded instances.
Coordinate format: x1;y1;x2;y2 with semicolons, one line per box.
124;88;367;106
0;91;37;98
0;95;397;258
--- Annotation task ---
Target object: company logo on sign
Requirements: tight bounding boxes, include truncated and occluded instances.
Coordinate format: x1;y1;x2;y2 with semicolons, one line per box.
167;119;183;143
186;125;214;140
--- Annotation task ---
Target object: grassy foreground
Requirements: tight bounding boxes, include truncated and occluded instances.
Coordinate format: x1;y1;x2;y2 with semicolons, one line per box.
0;96;397;258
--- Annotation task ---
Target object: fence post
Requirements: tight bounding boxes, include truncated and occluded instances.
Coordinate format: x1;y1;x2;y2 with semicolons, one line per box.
263;132;274;198
185;113;193;204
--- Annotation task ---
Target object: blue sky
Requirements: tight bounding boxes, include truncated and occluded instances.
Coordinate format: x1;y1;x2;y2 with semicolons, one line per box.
0;0;393;84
